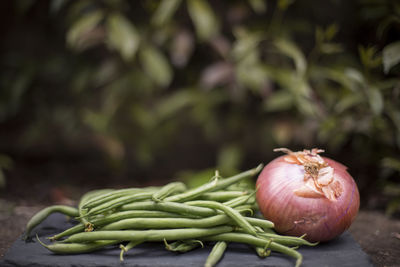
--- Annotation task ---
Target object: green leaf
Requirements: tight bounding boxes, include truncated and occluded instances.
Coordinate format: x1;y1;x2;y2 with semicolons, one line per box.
295;95;317;117
187;0;220;41
366;87;384;115
334;93;363;113
315;67;356;91
344;68;365;85
151;0;182;27
319;43;343;54
83;110;110;133
248;0;267;14
236;63;267;92
359;45;381;69
383;41;400;74
232;31;262;63
264;65;311;97
274;38;307;77
178;168;215;189
315;26;324;45
377;16;400;39
277;0;295;10
382;158;400;172
264;91;293;112
139;45;173;87
155;90;194;120
106;13;140;61
131;105;156;130
217;145;242;176
67;10;103;49
325;23;339;41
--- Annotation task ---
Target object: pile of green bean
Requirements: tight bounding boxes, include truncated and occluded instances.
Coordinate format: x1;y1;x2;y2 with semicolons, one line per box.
24;164;317;267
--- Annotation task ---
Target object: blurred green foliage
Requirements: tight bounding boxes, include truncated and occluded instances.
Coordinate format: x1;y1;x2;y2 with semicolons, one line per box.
0;0;400;211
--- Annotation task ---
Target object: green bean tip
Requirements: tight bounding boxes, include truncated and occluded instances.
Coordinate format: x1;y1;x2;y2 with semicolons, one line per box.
36;234;49;249
254;164;264;173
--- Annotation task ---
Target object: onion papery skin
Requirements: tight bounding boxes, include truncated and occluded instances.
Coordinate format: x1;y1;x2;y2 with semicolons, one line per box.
256;156;360;242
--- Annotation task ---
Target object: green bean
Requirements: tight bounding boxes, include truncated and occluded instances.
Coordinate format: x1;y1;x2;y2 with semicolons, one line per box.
37;235;119;254
182;200;258;236
202;232;303;267
50;210;188;240
24;205;79;240
222;194;255;208
82;187;159;210
165;165;262;203
258;232;318;247
97;213;266;234
49;224;86;241
204;241;228;267
164;175;220;203
63;226;234;243
244;217;274;230
255;225;275;234
100;209;248;230
120;240;143;261
254;245;271;258
120;201;217;217
83;192;154;217
79;189;114;209
78;189;112;230
152;182;187;202
197;191;248;202
234;228;317;247
101;216;226;230
210;164;263;190
233;205;255;215
164;239;203;252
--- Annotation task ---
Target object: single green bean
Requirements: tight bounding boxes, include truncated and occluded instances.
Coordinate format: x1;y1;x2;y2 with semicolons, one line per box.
258;232;318;247
202;232;302;267
164;239;203;252
120;201;217;217
37;235;119;254
100;210;247;230
50;210;188;240
212;164;262;190
222;193;255;208
152;182;187;202
83;192;153;217
79;189;114;208
101;216;228;230
24;205;79;240
120;240;143;261
82;187;159;210
63;226;234;243
244;217;274;229
165;165;263;202
164;176;220;203
182;200;258;236
120;202;256;223
197;191;248;202
204;241;228;267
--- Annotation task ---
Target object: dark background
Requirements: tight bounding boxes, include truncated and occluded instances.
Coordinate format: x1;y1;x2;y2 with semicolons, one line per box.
0;0;399;215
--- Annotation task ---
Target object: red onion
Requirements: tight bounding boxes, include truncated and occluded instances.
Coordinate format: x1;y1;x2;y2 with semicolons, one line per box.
256;148;360;242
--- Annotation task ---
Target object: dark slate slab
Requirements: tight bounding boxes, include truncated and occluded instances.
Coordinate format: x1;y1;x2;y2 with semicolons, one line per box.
1;213;373;267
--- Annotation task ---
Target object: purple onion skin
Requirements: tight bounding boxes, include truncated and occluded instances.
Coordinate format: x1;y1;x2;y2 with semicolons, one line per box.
256;156;360;242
